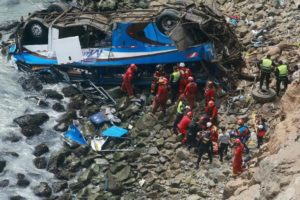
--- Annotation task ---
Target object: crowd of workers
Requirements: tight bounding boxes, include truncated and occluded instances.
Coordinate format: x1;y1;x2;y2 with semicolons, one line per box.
121;62;268;176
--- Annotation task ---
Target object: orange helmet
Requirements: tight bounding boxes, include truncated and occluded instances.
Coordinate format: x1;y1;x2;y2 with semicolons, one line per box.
130;64;137;71
187;111;193;118
208;100;215;107
237;118;244;125
188;76;194;82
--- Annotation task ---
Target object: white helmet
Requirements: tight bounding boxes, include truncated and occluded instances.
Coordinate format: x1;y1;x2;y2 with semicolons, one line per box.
258;125;264;130
179;62;185;67
206;122;212;128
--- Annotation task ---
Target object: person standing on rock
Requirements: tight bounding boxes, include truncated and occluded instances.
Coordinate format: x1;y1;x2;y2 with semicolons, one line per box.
173;98;189;133
151;64;167;95
236;119;250;154
232;138;244;176
178;62;192;94
177;111;193;143
183;76;198;110
205;100;218;124
259;54;273;91
195;130;213;169
275;60;289;96
121;64;138;97
169;66;181;103
218;130;230;162
187;116;202;150
152;77;168;115
204;80;215;106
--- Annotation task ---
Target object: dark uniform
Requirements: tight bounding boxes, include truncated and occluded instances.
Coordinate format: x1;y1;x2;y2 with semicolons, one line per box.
187;119;201;149
259;57;272;90
196;131;213;169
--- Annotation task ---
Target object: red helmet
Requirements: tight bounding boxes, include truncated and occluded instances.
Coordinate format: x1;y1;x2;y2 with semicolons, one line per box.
234;138;241;144
188;76;194;82
208;100;215;107
237;118;244;125
187;111;193;118
130;64;137;71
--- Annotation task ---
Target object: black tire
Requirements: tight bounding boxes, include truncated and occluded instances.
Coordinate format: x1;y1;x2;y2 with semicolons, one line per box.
47;3;68;13
156;9;180;34
252;87;276;103
25;20;47;42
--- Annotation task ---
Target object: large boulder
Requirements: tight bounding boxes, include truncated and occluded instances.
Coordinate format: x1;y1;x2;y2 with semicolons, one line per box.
20;125;42;137
52;181;68;193
114;165;131;182
14;113;49;128
107;173;124;195
62;86;80;97
19;76;43;92
33;143;49;157
52;102;65;112
0;160;6;173
0;179;9;187
135;113;158;130
9;195;26;200
47;149;71;173
42;89;63;100
56;110;77;124
33;182;52;198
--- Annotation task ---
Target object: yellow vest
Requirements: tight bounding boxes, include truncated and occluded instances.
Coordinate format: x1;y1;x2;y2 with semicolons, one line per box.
278;64;288;77
171;71;180;83
177;101;184;114
261;58;272;71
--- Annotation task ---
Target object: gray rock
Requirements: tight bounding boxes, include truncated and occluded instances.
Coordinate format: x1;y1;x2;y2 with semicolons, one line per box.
47;149;71;173
62;86;80;97
53;122;69;132
113;152;128;161
94;158;109;165
33;157;47;169
14;113;49;128
9;196;26;200
69;181;85;192
16;173;30;188
175;148;189;161
56;110;77;124
114;165;131;182
33;143;49;156
21;125;42;137
170;179;181;188
52;103;65;112
78;168;95;184
107;173;124;195
42;89;63;100
0;179;9;187
148;147;159;155
187;194;201;200
52;181;68;193
0;160;6;173
2;134;21;143
110;162;127;174
19;76;43;92
135;113;157;130
155;138;164;147
33;182;52;197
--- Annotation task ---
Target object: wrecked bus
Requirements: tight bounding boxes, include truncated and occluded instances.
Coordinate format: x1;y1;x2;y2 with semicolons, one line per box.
10;2;242;85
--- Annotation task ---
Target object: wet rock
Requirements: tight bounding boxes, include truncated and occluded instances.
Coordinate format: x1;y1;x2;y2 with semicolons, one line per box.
33;182;52;198
52;102;65;112
47;148;71;173
33;157;47;169
53;122;69;132
55;170;76;180
0;20;19;31
52;181;68;193
73;146;90;157
2;134;22;143
33;143;49;156
16;173;30;187
69;181;85;192
42;89;63;100
62;86;80;97
0;160;6;173
9;196;26;200
19;76;43;92
56;110;77;124
14;113;49;128
21;125;42;137
0;179;9;187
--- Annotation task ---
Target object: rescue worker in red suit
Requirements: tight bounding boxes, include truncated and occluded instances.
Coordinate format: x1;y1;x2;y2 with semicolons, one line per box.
121;64;138;97
232;138;244;175
184;76;198;110
204;80;215;106
205;100;218;124
151;64;167;94
206;122;219;143
152;77;168;115
178;62;192;94
177;111;193;143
